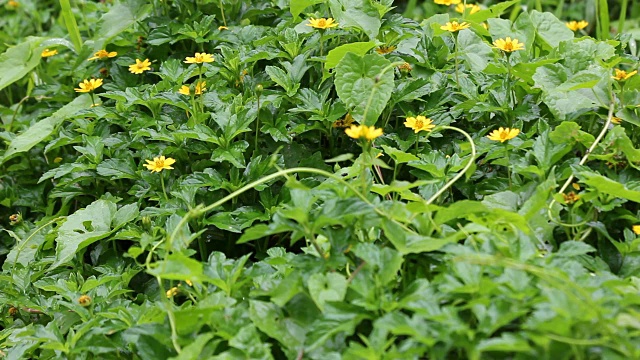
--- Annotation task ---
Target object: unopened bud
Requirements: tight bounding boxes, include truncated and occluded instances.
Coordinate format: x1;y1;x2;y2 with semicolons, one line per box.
255;84;263;94
78;294;92;307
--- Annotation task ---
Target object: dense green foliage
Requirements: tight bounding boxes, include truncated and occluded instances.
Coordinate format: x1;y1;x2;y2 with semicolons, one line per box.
1;0;640;359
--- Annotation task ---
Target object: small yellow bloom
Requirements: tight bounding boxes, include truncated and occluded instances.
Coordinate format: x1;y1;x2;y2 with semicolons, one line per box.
333;113;355;128
218;26;228;30
9;213;20;224
166;287;179;298
611;116;622;125
54;157;63;163
74;78;103;93
185;280;193;286
562;192;580;205
482;23;489;30
493;37;525;52
404;115;435;133
8;307;18;316
306;17;339;29
345;124;383;141
129;58;152;74
8;1;19;8
633;225;640;235
78;295;92;307
455;3;481;14
441;21;470;32
486;127;520;142
434;0;461;5
178;80;206;96
566;20;588;31
612;68;637;81
184;52;214;64
398;62;413;73
375;45;396;55
143;156;176;173
41;48;58;57
88;49;117;61
572;183;580;190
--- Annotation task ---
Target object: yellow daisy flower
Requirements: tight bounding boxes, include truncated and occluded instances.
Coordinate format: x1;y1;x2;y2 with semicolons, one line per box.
306;17;339;29
455;3;481;14
74;78;103;93
129;58;152;74
612;68;637;81
8;0;19;8
345;124;383;141
375;45;396;55
611;117;622;125
566;20;588;31
404;115;435;133
633;225;640;235
178;80;207;96
143;156;176;173
184;52;215;64
486;127;520;142
434;0;461;5
333;113;355;128
41;48;58;57
493;37;525;52
441;21;470;32
88;49;117;61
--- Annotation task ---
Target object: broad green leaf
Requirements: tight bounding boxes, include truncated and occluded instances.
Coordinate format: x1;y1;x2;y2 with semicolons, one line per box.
113;203;139;228
573;166;640;202
467;0;519;23
290;0;324;19
335;53;394;125
93;1;152;50
148;253;204;282
531;130;572;170
457;29;493;72
266;65;300;96
381;145;419;164
307;273;348;312
168;334;215;360
328;0;381;40
549;121;595;147
556;241;596;257
530;10;574;50
96;158;139;180
381;219;461;254
249;300;305;350
325;41;376;70
0;37;44;92
1;95;92;165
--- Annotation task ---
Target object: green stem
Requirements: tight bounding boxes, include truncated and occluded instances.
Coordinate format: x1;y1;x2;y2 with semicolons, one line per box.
160;174;169;201
505;143;512;190
454;34;460;91
219;0;227;26
254;93;261;154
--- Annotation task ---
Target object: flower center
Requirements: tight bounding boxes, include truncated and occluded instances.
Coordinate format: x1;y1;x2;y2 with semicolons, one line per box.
415;120;424;128
318;19;326;27
500;132;508;139
504;42;514;51
156;160;164;167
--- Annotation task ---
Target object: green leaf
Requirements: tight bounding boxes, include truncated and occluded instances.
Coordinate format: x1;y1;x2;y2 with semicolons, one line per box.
1;95;93;165
0;37;44;92
549;121;595;147
249;300;305;351
290;0;324;19
335;53;394;125
93;1;152;50
574;166;640;202
169;334;214;360
381;145;419;164
50;200;120;270
147;253;204;282
307;273;348;312
113;203;139;228
530;10;574;50
325;42;376;70
266;65;300;97
96;158;139;180
457;29;493;72
556;241;596;257
329;0;381;40
381;219;461;254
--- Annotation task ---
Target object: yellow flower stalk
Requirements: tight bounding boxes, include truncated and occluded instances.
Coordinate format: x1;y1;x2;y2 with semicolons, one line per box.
404;115;435;133
88;49;117;61
375;45;396;55
178;80;207;96
41;48;57;57
612;68;637;81
74;78;103;93
143;156;176;173
306;17;339;29
184;52;214;64
455;3;481;14
129;58;152;74
487;127;520;142
441;21;470;32
345;124;383;141
566;20;588;31
493;37;525;52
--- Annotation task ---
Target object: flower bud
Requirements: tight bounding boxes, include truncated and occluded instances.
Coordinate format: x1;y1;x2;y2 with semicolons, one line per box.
78;295;92;307
255;84;263;95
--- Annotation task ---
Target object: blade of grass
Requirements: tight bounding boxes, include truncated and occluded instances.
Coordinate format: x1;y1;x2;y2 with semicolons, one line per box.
59;0;83;52
596;0;610;40
619;0;628;34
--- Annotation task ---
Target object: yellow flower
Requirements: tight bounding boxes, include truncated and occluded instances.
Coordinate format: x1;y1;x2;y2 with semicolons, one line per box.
41;48;58;57
562;192;580;205
345;124;383;141
455;3;481;14
398;62;413;73
434;0;461;5
493;37;525;52
566;20;588;31
185;280;193;286
178;80;206;96
572;183;580;190
129;58;151;74
441;21;470;32
166;287;179;298
375;45;396;55
143;155;176;173
78;295;92;307
633;225;640;235
404;115;435;133
486;127;520;142
88;49;117;61
218;26;228;30
8;1;19;8
333;113;355;128
612;68;637;81
184;52;214;64
611;116;622;125
306;17;339;29
74;78;103;93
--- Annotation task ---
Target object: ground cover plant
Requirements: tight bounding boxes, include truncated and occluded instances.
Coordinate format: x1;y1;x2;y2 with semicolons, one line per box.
1;0;640;358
